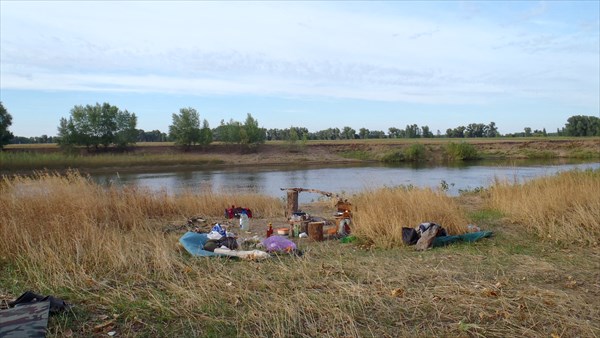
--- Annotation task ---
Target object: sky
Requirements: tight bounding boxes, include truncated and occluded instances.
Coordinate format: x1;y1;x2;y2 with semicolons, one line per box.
1;1;599;137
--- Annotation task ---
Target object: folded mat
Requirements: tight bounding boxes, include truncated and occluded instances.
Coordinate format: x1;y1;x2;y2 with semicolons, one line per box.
432;231;493;248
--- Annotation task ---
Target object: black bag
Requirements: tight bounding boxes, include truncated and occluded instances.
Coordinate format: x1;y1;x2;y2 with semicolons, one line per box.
402;227;419;245
220;237;238;250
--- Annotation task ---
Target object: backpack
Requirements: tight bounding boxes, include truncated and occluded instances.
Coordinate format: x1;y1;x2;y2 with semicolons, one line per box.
402;227;419;245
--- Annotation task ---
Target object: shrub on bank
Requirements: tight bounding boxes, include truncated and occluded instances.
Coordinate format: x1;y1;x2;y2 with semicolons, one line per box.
444;142;480;161
381;143;427;163
403;143;427;161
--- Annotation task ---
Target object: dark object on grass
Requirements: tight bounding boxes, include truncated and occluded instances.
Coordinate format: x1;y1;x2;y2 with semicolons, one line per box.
402;227;419;245
0;300;50;338
0;291;72;338
8;291;71;315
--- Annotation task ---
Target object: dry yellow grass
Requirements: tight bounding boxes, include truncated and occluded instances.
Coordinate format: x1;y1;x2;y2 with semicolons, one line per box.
1;171;599;337
352;187;469;248
486;169;600;246
0;171;283;282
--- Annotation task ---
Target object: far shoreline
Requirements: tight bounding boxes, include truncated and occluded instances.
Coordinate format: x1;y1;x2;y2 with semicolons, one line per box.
2;137;599;174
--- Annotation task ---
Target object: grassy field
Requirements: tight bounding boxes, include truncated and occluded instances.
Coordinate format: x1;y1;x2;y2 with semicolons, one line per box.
1;170;598;337
0;152;225;172
2;137;598;172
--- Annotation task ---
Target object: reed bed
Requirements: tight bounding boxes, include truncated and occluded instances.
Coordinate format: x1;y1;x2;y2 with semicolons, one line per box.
486;169;600;246
352;187;469;248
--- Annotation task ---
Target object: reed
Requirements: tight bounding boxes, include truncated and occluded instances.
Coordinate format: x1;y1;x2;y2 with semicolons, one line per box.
352;186;469;248
486;169;600;246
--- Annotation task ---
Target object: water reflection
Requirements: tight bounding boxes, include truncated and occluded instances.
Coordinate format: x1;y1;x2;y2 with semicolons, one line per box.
91;159;600;204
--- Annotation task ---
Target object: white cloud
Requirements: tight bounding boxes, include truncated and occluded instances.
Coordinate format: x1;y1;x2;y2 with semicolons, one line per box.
1;1;598;109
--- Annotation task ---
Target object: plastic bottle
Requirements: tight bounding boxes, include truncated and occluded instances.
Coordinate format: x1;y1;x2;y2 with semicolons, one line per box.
266;223;273;238
240;212;250;231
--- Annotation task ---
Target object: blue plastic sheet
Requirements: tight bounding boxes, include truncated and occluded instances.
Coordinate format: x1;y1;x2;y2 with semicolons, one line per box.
179;232;225;257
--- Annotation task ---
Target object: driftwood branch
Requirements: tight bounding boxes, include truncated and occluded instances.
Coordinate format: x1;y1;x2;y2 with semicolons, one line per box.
279;187;338;198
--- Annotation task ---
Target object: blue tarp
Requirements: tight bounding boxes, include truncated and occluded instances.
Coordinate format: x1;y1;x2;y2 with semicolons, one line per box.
179;232;224;257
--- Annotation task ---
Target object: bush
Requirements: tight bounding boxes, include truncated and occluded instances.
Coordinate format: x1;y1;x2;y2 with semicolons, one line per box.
381;144;427;163
445;142;479;161
403;143;426;161
380;150;404;163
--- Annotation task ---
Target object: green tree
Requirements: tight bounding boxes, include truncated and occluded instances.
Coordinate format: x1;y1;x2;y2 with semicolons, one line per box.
58;102;137;150
465;123;486;137
199;119;213;146
169;108;201;148
421;125;433;138
359;128;369;139
114;110;138;148
405;124;420;138
242;113;266;145
388;127;400;138
369;130;386;138
446;126;466;138
217;119;242;144
485;122;499;137
341;126;356;139
564;115;600;136
0;102;14;150
524;127;532;137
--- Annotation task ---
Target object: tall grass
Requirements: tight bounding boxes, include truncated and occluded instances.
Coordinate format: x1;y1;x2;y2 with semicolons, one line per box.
0;172;283;280
352;187;469;248
486;169;600;246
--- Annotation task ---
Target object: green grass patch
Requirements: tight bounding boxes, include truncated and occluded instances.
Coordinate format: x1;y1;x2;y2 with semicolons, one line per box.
570;149;600;159
339;150;372;160
468;209;504;223
522;149;558;159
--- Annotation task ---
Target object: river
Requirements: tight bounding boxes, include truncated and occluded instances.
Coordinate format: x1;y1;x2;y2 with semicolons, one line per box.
91;159;600;203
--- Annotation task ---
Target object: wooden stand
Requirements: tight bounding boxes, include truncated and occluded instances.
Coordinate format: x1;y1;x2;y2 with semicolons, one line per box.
308;222;324;241
286;190;299;217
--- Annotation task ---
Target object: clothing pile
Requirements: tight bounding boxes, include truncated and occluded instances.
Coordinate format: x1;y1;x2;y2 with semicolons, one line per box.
402;222;493;251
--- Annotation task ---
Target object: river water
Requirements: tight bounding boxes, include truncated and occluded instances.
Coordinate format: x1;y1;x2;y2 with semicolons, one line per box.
91;159;600;203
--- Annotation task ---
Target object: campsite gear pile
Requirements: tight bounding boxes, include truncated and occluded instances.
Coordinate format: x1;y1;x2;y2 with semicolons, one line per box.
403;222;493;250
204;224;239;252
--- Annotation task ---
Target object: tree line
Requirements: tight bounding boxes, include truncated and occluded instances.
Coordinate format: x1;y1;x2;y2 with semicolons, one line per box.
1;101;599;150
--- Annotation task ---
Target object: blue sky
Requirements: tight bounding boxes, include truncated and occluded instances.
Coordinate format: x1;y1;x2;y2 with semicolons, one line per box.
1;1;598;137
